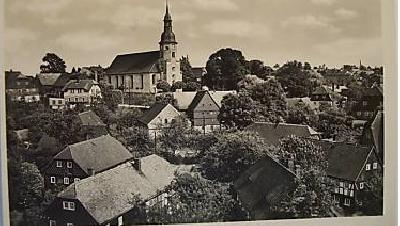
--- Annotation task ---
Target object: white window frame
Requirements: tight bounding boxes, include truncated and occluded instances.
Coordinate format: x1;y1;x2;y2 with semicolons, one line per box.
350;190;354;197
344;188;348;196
64;177;70;185
67;223;73;226
359;182;364;189
373;163;378;169
366;164;371;171
118;216;123;226
49;220;56;226
56;161;62;168
63;201;75;211
67;162;73;169
344;198;351;206
50;177;56;184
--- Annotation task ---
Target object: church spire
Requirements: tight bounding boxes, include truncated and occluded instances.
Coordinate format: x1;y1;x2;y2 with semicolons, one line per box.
160;0;176;44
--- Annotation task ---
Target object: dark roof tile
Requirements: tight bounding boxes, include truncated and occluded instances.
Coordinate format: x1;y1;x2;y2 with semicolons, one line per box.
106;51;161;74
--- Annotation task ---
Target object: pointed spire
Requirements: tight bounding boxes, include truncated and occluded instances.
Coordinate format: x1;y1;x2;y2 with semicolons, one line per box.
164;0;172;21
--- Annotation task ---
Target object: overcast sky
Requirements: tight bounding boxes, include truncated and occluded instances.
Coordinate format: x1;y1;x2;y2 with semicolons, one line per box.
5;0;382;75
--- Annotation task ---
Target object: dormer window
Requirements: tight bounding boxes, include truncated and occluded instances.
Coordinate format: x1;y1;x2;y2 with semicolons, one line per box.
56;161;62;168
63;201;75;211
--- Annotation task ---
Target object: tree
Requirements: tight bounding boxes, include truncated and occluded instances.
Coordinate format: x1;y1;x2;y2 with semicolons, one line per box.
203;48;249;90
201;131;268;182
157;81;171;92
248;80;288;123
40;53;67;73
286;102;318;125
185;81;201;91
142;174;247;224
219;93;257;129
276;60;317;98
269;136;333;218
245;60;273;79
180;56;195;83
18;162;44;209
124;129;155;158
171;81;185;91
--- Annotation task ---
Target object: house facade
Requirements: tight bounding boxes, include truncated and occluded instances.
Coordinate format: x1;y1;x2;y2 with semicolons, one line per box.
327;145;382;210
104;4;182;95
186;90;222;133
137;103;180;139
43;135;133;189
63;80;102;106
352;86;383;120
44;155;177;226
310;86;334;105
5;70;40;102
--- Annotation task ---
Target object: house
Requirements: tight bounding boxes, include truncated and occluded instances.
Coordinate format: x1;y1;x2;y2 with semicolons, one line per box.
137;103;180;139
327;144;382;209
234;156;296;220
310;86;334;105
191;67;206;83
246;122;320;147
186;90;222;133
5;70;40;102
352;86;383;120
43;135;133;188
44;154;177;226
63;80;102;107
103;3;182;95
36;73;62;98
361;110;384;164
49;98;66;110
78;111;108;139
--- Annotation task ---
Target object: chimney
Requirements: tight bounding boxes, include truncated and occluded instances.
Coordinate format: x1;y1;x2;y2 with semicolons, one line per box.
133;158;141;171
87;168;95;176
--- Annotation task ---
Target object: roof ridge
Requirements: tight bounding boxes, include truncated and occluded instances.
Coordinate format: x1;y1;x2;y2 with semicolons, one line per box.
117;50;160;57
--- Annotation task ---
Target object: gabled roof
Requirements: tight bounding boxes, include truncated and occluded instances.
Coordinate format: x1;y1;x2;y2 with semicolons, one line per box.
234;156;296;211
172;90;235;110
209;90;237;108
53;135;133;174
78;111;105;126
246;122;320;147
106;51;161;74
58;154;177;224
327;145;372;181
187;91;208;112
191;67;206;78
37;73;62;86
137;102;170;125
53;73;71;88
286;97;320;111
5;72;37;89
63;80;99;91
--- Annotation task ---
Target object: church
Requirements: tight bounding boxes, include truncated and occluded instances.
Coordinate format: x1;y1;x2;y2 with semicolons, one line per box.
104;3;182;94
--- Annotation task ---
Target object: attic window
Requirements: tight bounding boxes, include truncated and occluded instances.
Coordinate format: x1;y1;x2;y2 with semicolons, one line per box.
56;161;62;168
373;163;378;169
365;164;371;171
67;162;73;168
64;178;70;185
63;201;75;211
50;177;56;184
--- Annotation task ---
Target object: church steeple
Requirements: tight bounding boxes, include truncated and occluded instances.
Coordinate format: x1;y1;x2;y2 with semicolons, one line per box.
160;0;177;45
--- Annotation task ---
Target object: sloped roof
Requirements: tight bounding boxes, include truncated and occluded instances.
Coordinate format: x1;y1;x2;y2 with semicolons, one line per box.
53;73;71;88
5;72;37;89
137;102;169;125
58;154;177;224
64;80;98;91
54;135;133;174
173;91;197;110
37;73;62;86
234;156;296;210
192;67;205;78
246;122;320;147
371;111;384;156
36;133;61;153
286;97;320;111
107;51;161;74
187;90;208;112
327;145;372;181
209;90;236;108
79;111;105;126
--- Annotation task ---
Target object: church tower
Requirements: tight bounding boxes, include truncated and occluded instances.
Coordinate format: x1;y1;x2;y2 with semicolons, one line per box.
159;1;182;84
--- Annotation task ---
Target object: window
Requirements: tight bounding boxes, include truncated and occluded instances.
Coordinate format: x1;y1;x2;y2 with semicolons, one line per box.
164;119;168;123
52;100;56;105
63;201;75;211
71;89;74;93
58;100;63;104
373;163;378;169
350;190;354;197
50;177;56;184
67;162;73;168
56;161;62;168
362;101;368;106
359;182;364;189
172;52;176;57
344;198;351;206
118;216;123;226
74;178;80;183
64;177;70;185
152;74;156;85
67;223;73;226
334;187;339;194
49;220;56;226
165;46;169;50
172;67;176;71
78;89;82;93
366;164;371;171
344;188;348;196
75;98;78;102
339;188;343;195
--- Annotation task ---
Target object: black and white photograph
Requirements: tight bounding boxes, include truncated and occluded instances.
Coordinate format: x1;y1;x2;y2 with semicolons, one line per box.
1;0;396;225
